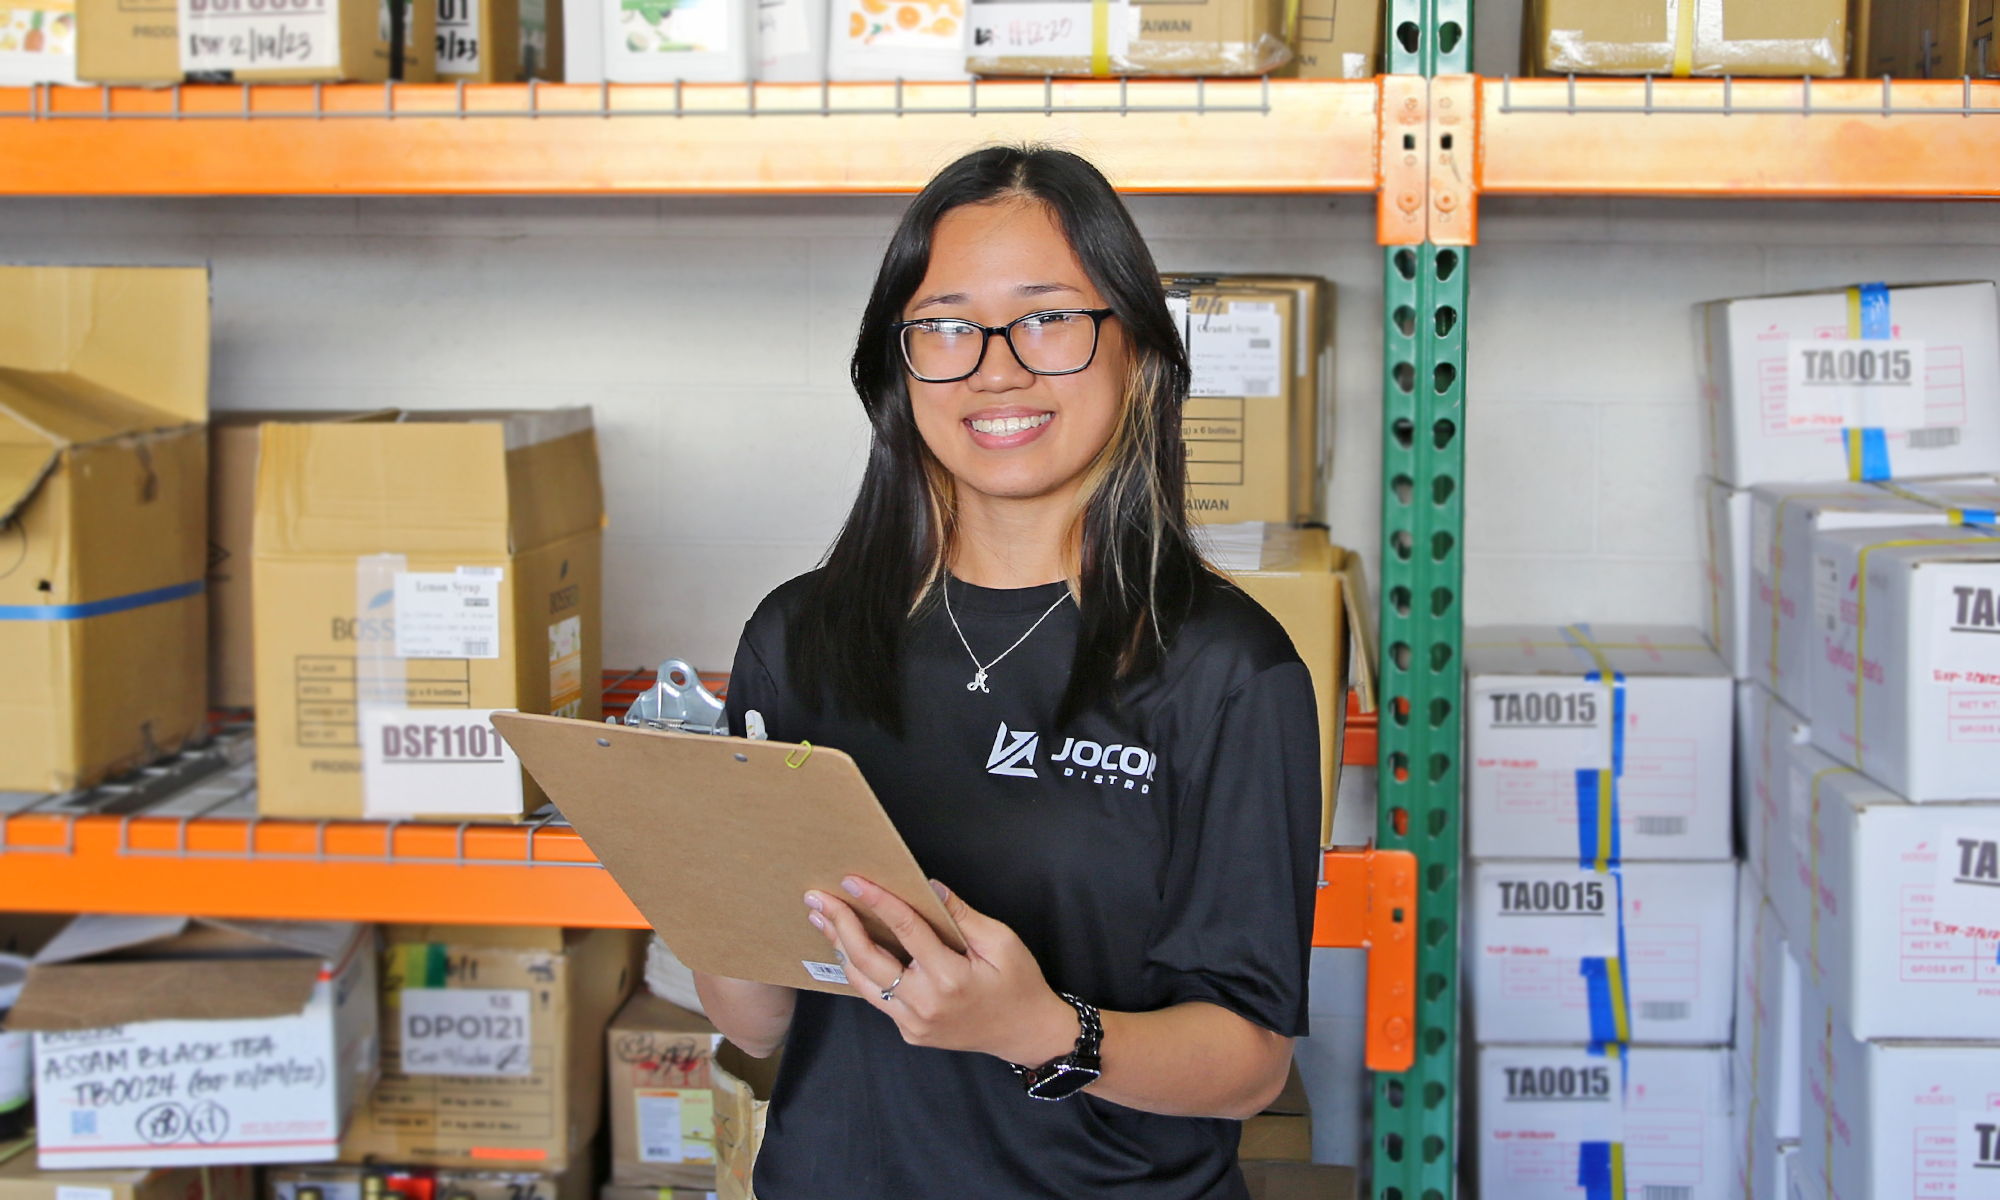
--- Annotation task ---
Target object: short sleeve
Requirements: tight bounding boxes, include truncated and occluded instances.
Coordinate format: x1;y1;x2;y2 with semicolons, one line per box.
1142;661;1321;1037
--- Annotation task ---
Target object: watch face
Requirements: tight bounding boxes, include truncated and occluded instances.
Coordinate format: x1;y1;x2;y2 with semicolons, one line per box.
1027;1062;1101;1101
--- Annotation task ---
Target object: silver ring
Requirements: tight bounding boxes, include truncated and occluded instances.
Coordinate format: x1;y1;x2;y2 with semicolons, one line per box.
880;972;904;1002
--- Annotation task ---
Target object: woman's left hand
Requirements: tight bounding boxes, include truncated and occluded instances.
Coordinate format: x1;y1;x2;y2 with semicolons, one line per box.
806;877;1081;1069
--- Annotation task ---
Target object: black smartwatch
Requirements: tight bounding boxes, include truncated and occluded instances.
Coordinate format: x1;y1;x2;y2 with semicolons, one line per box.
1010;993;1103;1101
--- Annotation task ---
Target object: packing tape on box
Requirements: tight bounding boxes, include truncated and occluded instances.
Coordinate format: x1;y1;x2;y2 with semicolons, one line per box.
1849;535;1997;775
0;578;203;620
1091;0;1110;76
1560;624;1626;873
1579;868;1633;1046
1669;0;1695;77
1577;1137;1626;1200
1843;283;1894;483
1739;898;1771;1189
1872;480;2000;528
1803;762;1855;987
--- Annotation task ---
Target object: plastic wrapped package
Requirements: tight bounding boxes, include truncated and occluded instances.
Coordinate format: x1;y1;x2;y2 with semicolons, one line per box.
825;0;966;80
1529;0;1845;77
966;0;1290;77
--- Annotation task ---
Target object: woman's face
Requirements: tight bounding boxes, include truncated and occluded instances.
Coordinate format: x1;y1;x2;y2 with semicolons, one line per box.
901;198;1128;504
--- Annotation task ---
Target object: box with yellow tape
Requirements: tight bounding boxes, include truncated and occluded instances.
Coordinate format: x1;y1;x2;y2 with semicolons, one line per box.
965;0;1289;77
1527;0;1845;77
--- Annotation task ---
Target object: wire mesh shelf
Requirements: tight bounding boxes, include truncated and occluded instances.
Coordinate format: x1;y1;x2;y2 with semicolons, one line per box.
1498;73;2000;118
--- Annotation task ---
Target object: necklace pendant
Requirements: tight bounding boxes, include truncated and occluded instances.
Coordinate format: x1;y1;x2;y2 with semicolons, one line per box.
968;668;989;693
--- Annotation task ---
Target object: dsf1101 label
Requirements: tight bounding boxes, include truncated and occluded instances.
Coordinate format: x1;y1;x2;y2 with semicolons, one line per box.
360;708;524;819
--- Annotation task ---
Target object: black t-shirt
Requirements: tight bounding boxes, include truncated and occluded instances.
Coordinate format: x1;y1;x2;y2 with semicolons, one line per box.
722;569;1321;1200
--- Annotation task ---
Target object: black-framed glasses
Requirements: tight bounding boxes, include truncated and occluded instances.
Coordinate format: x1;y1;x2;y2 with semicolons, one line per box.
893;308;1116;384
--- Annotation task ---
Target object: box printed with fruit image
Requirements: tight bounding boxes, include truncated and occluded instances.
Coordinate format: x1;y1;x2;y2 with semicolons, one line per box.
0;0;75;81
620;0;733;52
842;0;958;49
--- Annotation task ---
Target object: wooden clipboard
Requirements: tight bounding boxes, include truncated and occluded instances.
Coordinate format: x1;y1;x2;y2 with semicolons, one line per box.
492;712;964;995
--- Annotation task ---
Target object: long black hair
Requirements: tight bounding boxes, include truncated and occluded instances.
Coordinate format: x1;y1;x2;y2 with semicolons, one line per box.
788;145;1204;734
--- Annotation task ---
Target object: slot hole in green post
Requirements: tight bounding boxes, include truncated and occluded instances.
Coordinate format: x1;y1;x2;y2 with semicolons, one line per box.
1433;305;1457;337
1389;642;1411;671
1430;586;1453;616
1391;696;1410;727
1423;1081;1446;1109
1432;475;1455;506
1432;362;1456;394
1386;1079;1405;1107
1432;418;1456;449
1392;474;1413;505
1395;21;1419;52
1393;248;1417;280
1429;642;1453;672
1390;585;1411;616
1392;418;1414;448
1430;530;1454;562
1426;807;1449;836
1394;305;1417;337
1394;361;1416;394
1435;249;1459;281
1384;1133;1405;1162
1428;752;1449;782
1390;529;1413;561
1437;21;1461;53
1429;697;1451;728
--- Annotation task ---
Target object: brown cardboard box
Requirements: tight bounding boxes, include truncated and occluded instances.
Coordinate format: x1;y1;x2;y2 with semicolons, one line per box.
1855;0;1994;75
436;0;563;80
207;410;396;710
251;408;604;821
1225;528;1362;847
0;1147;255;1200
1291;0;1378;77
74;0;179;82
1238;1062;1312;1162
1225;274;1333;523
1239;1161;1357;1200
168;0;436;83
1528;0;1846;76
340;925;643;1172
600;1188;712;1200
966;0;1291;76
0;265;210;794
607;992;723;1190
710;1047;778;1200
1165;278;1298;526
269;1164;591;1200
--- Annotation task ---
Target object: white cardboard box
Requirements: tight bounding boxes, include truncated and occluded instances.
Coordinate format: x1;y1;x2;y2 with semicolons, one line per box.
13;916;378;1169
1697;281;2000;488
755;0;826;78
1805;523;2000;800
1701;478;1753;679
604;0;756;80
824;0;967;79
1782;1144;1815;1200
1779;736;2000;1039
1466;625;1734;862
1737;681;1811;889
1477;1045;1735;1200
1733;870;1803;1200
1798;970;2000;1200
563;0;605;79
1470;859;1739;1044
1747;483;1953;714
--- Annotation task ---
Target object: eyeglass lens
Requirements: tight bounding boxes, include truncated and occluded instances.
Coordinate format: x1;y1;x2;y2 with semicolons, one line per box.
902;312;1099;381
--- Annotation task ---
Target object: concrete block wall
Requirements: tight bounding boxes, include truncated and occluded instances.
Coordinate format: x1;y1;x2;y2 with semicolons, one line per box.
4;195;1999;667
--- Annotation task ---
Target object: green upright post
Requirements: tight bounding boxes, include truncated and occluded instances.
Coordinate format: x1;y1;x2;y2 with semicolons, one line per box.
1372;3;1468;1199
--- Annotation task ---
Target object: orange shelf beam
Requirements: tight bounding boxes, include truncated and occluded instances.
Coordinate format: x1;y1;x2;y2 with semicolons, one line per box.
1312;848;1415;1072
0;79;1381;197
1480;76;2000;199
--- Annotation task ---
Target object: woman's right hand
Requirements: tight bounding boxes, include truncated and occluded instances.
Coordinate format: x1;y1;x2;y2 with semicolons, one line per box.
691;971;797;1058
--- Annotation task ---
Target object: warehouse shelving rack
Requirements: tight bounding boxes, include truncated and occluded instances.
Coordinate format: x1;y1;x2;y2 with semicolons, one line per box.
11;5;2000;1190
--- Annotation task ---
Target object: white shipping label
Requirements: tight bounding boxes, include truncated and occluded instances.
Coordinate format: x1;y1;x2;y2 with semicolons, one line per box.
56;1189;115;1200
436;0;480;73
1932;826;2000;942
1472;681;1612;772
1165;293;1190;348
637;1089;716;1162
1812;552;1844;636
395;566;502;659
1480;870;1621;961
360;707;525;818
1189;303;1283;398
1958;1108;2000;1197
0;1030;26;1109
179;0;340;72
801;959;848;984
757;0;809;57
400;987;533;1075
1931;567;2000;680
1492;1060;1624;1144
969;1;1133;58
1784;340;1927;430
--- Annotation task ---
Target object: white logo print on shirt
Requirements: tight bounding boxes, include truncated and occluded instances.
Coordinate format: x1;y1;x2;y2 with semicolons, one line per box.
1051;738;1155;794
987;723;1040;778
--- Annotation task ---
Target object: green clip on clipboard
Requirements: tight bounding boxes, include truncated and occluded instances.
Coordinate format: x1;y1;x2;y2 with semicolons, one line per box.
492;712;966;995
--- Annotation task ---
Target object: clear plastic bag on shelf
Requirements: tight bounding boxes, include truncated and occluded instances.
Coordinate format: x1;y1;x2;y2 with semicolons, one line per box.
965;0;1291;78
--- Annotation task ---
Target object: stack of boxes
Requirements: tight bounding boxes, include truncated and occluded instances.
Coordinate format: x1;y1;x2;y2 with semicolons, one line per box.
1696;279;2000;1200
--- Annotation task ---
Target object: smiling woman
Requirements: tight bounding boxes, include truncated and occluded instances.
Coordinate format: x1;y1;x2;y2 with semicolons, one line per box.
690;146;1324;1200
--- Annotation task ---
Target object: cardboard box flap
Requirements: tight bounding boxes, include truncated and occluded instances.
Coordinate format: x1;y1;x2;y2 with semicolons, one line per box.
400;407;593;451
7;957;325;1031
1465;623;1729;678
32;914;359;965
0;368;198;448
507;426;604;552
202;918;362;961
0;439;58;528
0;266;210;426
255;422;514;557
32;914;192;965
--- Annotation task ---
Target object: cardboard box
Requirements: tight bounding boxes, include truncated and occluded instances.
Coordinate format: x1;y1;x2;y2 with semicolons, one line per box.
172;0;434;81
269;1164;591;1200
603;0;750;82
1237;1161;1356;1200
1464;625;1735;862
437;0;563;81
0;1154;255;1200
1798;971;2000;1200
340;925;643;1172
1290;0;1377;78
1745;482;1953;714
208;410;398;710
74;0;176;82
1698;281;2000;488
1166;278;1299;525
710;1046;777;1200
1470;859;1738;1044
966;0;1290;76
1853;0;1992;76
1733;870;1802;1200
607;991;723;1190
755;0;824;79
1222;274;1335;524
0;0;76;84
1239;1063;1311;1162
1475;1045;1735;1200
1779;736;2000;1039
1736;681;1810;889
0;265;210;794
1527;0;1845;75
1700;478;1752;679
1222;527;1365;847
251;408;604;821
824;0;966;81
1804;522;2000;800
10;916;378;1168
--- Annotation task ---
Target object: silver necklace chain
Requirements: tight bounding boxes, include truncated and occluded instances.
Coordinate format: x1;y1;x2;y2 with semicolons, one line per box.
942;578;1072;694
